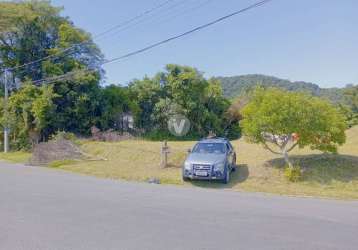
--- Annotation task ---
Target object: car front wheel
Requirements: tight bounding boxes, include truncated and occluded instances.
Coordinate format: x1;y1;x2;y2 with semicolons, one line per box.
221;168;230;184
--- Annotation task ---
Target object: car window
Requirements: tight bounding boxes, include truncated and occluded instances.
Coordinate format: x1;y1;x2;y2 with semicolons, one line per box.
192;143;226;154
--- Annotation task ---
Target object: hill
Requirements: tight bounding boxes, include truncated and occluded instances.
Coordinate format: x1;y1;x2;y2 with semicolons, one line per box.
217;74;347;103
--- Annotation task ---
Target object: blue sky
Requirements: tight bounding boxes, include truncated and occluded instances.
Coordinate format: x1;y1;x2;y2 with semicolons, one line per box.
51;0;358;88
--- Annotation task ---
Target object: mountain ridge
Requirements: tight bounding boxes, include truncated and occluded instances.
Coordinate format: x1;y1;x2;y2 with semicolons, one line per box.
216;74;351;103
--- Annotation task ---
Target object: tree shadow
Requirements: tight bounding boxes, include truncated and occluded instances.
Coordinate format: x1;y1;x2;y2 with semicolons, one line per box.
189;164;249;189
265;154;358;184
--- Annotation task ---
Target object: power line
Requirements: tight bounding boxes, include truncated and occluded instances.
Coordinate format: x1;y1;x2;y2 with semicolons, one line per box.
94;0;183;41
1;0;176;73
2;0;190;77
99;0;190;41
154;0;214;24
26;0;273;85
104;0;272;65
31;69;91;85
104;0;213;47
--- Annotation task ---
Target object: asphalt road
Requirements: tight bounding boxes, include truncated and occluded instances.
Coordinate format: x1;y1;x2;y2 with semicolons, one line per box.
1;162;358;250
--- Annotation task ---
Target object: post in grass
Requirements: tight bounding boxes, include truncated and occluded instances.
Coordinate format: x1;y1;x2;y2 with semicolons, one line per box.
161;141;170;168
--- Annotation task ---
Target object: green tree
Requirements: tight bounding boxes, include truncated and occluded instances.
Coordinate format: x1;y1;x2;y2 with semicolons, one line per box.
3;83;55;149
49;72;102;135
129;64;235;138
129;77;162;132
342;85;358;126
0;0;104;137
0;1;102;80
240;88;347;167
0;1;41;33
100;84;139;131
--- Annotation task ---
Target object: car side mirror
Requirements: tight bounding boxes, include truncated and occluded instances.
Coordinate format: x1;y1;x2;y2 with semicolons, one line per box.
187;149;191;153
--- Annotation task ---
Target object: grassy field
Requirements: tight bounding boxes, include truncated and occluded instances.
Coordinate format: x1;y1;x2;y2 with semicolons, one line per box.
0;151;31;163
1;127;357;199
48;126;358;199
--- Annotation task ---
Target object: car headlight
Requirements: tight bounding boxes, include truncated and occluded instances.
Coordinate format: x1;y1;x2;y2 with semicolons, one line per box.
214;162;225;172
184;162;191;170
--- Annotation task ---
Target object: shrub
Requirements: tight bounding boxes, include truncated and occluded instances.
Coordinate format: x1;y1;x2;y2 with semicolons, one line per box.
284;165;302;182
143;130;199;141
50;131;77;142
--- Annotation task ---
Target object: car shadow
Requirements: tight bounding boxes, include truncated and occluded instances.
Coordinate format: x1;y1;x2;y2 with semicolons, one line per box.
189;164;249;189
265;153;358;184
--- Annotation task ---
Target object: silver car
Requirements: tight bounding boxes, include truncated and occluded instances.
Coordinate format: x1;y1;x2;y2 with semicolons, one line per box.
182;138;236;184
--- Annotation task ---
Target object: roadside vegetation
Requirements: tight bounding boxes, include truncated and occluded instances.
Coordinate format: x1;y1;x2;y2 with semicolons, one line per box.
1;127;357;199
2;125;349;200
0;1;357;200
0;151;30;163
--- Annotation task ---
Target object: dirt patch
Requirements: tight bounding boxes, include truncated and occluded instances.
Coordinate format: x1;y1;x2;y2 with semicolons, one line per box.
29;139;85;166
91;126;133;142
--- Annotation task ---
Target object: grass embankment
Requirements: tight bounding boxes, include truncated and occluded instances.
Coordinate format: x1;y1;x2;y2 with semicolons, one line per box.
0;151;31;163
1;127;357;199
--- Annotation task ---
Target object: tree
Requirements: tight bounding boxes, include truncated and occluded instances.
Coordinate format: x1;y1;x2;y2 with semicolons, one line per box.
49;72;102;135
129;77;162;132
0;0;104;138
342;85;358;126
344;85;358;112
0;1;40;33
3;83;55;149
129;64;236;138
240;88;347;167
100;84;139;131
0;1;102;82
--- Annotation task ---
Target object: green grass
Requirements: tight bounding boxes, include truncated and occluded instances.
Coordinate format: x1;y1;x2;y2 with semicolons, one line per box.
0;151;31;163
48;159;78;168
49;126;358;199
1;127;358;199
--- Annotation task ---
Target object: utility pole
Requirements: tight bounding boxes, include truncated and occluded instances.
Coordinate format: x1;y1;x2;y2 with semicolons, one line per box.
3;69;9;153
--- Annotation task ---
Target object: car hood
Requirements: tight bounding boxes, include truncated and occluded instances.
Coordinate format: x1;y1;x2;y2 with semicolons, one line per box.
186;153;226;165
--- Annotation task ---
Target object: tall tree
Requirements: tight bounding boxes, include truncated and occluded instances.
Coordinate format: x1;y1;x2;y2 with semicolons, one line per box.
100;85;139;131
130;64;236;138
0;0;104;138
4;83;55;149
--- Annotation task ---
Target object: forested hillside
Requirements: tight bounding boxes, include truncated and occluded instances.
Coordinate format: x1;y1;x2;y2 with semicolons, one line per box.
217;74;349;103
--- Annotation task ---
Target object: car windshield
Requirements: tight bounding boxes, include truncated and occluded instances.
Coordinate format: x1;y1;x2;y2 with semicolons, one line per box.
192;143;226;154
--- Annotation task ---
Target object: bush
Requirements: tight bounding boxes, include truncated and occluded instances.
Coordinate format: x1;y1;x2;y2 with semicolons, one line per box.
143;130;199;141
284;165;302;182
50;131;77;142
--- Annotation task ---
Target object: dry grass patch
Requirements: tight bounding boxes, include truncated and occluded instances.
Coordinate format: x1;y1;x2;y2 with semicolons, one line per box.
2;127;357;199
52;127;358;199
56;140;195;184
0;151;31;163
